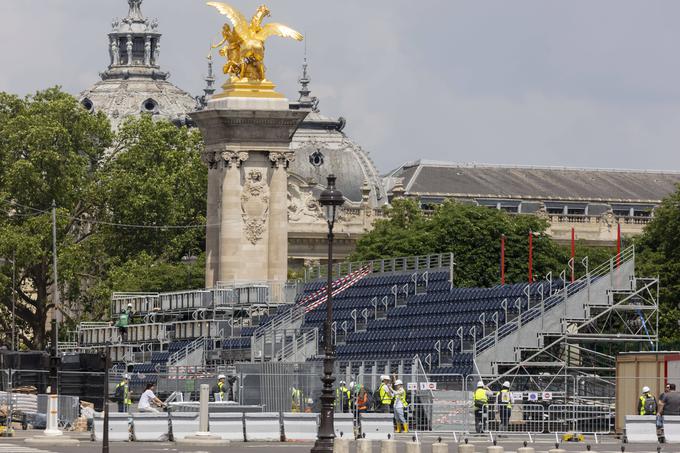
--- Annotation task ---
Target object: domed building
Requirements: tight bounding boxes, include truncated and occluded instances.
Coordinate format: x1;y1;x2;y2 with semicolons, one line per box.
79;0;197;129
286;61;387;267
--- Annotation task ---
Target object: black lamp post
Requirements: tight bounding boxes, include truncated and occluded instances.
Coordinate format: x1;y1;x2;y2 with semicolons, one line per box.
312;175;344;453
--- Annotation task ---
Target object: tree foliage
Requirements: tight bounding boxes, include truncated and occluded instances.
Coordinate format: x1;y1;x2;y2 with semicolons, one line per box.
635;184;680;346
0;88;206;349
352;199;615;287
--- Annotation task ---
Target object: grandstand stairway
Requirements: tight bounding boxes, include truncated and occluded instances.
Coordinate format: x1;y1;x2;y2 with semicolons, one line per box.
474;246;647;377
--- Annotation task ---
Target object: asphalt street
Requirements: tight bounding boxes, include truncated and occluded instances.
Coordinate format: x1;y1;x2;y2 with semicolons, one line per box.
0;431;670;453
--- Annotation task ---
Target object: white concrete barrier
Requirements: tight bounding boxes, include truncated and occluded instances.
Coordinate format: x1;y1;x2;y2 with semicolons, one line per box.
209;412;245;441
334;437;350;453
405;440;421;453
458;439;475;453
244;412;281;441
360;413;394;440
380;439;396;453
169;412;199;441
334;413;355;439
131;412;169;442
624;415;658;443
282;412;319;441
664;415;680;443
432;441;448;453
357;438;373;453
93;412;130;442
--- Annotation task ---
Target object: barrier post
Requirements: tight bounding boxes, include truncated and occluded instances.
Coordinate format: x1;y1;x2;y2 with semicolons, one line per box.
459;438;475;453
432;437;448;453
176;383;228;446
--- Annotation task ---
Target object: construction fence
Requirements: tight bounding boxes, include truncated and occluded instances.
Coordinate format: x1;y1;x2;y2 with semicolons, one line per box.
1;368;664;436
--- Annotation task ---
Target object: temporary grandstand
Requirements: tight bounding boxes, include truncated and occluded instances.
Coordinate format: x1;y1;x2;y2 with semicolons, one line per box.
70;246;657;405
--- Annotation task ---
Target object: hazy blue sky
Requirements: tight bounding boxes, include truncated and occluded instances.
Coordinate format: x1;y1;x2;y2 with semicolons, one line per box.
2;0;680;173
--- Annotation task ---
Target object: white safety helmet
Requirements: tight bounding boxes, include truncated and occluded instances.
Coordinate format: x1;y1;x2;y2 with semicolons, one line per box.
642;386;650;393
477;381;484;388
502;381;510;388
395;379;403;386
339;380;346;385
123;373;130;380
218;374;226;380
380;375;390;381
127;303;132;308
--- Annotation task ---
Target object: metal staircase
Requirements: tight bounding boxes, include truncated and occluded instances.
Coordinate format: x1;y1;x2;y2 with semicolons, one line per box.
167;337;207;368
474;246;659;381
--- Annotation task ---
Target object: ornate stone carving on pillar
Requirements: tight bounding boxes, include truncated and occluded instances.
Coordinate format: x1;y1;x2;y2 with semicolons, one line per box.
191;95;308;292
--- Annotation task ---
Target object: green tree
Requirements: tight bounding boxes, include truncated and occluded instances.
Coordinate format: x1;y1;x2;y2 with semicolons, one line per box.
636;185;680;346
0;88;112;348
0;88;207;349
353;200;613;287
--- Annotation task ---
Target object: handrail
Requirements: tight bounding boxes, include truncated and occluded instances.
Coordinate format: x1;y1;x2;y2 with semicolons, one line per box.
475;245;635;354
168;336;207;367
305;252;454;281
274;328;319;362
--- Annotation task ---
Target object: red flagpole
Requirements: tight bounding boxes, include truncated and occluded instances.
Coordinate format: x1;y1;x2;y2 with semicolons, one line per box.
616;223;621;268
501;234;505;285
571;227;575;283
528;230;533;283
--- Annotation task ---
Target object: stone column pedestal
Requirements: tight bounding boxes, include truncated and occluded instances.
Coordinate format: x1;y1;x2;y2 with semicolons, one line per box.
191;97;307;293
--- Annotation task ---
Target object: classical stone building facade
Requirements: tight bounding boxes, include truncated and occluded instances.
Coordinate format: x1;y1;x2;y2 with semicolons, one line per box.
385;160;680;245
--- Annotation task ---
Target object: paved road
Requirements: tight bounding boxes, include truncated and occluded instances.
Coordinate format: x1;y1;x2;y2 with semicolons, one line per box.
0;432;669;453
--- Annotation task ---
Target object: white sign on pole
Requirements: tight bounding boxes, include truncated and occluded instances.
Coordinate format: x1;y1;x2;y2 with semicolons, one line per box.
542;392;553;401
407;383;418;391
512;392;523;401
527;392;539;402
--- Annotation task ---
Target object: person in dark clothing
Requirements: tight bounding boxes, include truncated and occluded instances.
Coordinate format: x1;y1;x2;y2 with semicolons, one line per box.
659;383;680;416
212;374;237;401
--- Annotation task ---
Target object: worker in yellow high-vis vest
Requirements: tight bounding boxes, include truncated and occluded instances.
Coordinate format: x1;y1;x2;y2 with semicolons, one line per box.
473;381;492;433
377;375;394;413
496;381;514;432
393;380;409;433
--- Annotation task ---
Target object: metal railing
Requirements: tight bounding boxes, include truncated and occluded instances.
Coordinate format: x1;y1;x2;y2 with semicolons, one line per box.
273;328;319;362
168;336;208;367
475;246;635;354
305;252;454;282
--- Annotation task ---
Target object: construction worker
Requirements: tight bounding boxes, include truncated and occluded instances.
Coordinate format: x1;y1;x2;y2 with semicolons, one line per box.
496;381;514;431
377;375;394;413
113;374;132;413
114;308;130;343
393;380;409;433
473;381;492;433
355;385;369;414
212;374;236;401
291;387;303;413
638;386;657;415
336;380;351;413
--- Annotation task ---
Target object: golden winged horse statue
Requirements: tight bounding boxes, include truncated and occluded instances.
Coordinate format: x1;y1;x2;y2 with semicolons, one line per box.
208;2;303;82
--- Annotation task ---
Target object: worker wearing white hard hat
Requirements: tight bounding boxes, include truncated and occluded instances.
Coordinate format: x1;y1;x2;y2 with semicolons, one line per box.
496;381;514;431
473;381;491;433
638;385;657;416
336;380;351;413
212;373;236;402
377;375;394;413
393;379;409;433
114;374;132;413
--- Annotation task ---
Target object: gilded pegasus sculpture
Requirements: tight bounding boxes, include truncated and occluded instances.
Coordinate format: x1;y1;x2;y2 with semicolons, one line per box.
208;2;303;82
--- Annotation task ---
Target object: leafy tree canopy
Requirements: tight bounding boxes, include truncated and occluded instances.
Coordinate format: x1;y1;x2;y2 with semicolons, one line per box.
352;199;614;287
0;88;206;349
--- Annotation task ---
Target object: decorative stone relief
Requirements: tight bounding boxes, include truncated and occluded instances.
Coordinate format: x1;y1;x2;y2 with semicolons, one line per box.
241;169;270;244
288;182;324;223
221;150;249;168
269;151;295;168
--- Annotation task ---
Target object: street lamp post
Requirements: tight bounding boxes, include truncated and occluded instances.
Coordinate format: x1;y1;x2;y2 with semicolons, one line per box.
312;175;344;453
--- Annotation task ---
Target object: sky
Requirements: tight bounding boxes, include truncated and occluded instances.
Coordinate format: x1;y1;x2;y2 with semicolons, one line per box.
2;0;680;173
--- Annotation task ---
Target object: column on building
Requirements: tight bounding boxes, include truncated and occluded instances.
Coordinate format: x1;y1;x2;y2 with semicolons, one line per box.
202;151;221;288
268;152;294;287
218;151;248;285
